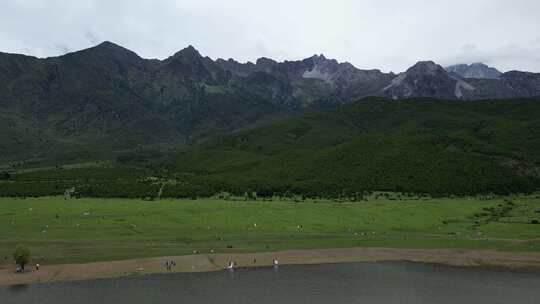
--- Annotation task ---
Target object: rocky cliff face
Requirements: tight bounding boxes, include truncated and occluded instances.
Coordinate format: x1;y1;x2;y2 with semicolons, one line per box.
446;63;502;79
499;71;540;97
382;61;475;100
383;61;540;100
215;54;540;102
216;53;394;107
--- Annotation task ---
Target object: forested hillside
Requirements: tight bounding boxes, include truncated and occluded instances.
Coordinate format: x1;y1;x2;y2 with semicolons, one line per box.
2;97;540;198
171;98;540;197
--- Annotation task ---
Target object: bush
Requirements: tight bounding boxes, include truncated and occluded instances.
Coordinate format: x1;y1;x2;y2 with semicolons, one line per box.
13;246;31;269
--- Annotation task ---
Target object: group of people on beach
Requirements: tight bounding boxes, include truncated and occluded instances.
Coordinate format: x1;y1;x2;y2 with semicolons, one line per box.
15;263;39;273
164;260;176;271
226;257;279;270
13;254;281;275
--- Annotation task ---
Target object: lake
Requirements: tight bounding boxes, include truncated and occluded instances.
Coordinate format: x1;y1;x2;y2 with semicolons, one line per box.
2;262;539;304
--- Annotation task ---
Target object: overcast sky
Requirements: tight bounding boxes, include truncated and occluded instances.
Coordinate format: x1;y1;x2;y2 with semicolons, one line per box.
1;0;539;73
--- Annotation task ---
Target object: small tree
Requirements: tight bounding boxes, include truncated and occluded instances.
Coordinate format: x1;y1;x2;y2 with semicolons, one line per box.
13;246;31;271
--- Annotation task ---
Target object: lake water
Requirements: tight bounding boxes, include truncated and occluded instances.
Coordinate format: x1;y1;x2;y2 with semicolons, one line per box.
2;262;539;304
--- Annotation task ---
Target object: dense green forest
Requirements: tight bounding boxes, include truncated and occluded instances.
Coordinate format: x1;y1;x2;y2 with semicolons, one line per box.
170;98;540;197
1;97;540;198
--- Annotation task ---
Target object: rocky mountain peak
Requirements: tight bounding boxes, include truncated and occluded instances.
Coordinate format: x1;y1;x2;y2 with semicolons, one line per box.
61;41;144;72
94;41;120;49
82;41;140;58
306;54;341;67
163;45;228;84
383;60;475;100
255;57;278;66
308;54;327;61
445;63;502;79
407;61;446;75
170;45;202;60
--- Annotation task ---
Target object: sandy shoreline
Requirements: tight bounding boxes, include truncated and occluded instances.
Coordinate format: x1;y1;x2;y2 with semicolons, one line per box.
2;247;540;286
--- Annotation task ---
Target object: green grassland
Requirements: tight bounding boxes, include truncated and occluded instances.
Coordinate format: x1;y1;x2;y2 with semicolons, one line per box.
1;195;539;265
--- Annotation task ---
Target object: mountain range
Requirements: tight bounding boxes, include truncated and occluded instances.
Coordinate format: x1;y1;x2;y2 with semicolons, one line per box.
1;41;540;166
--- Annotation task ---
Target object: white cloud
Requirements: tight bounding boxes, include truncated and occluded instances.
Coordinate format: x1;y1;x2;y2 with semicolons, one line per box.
1;0;539;72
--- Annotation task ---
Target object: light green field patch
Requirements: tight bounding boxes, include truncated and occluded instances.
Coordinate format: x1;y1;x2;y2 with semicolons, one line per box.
0;195;539;264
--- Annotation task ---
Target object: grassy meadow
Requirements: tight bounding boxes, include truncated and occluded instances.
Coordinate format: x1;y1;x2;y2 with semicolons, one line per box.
1;194;540;265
